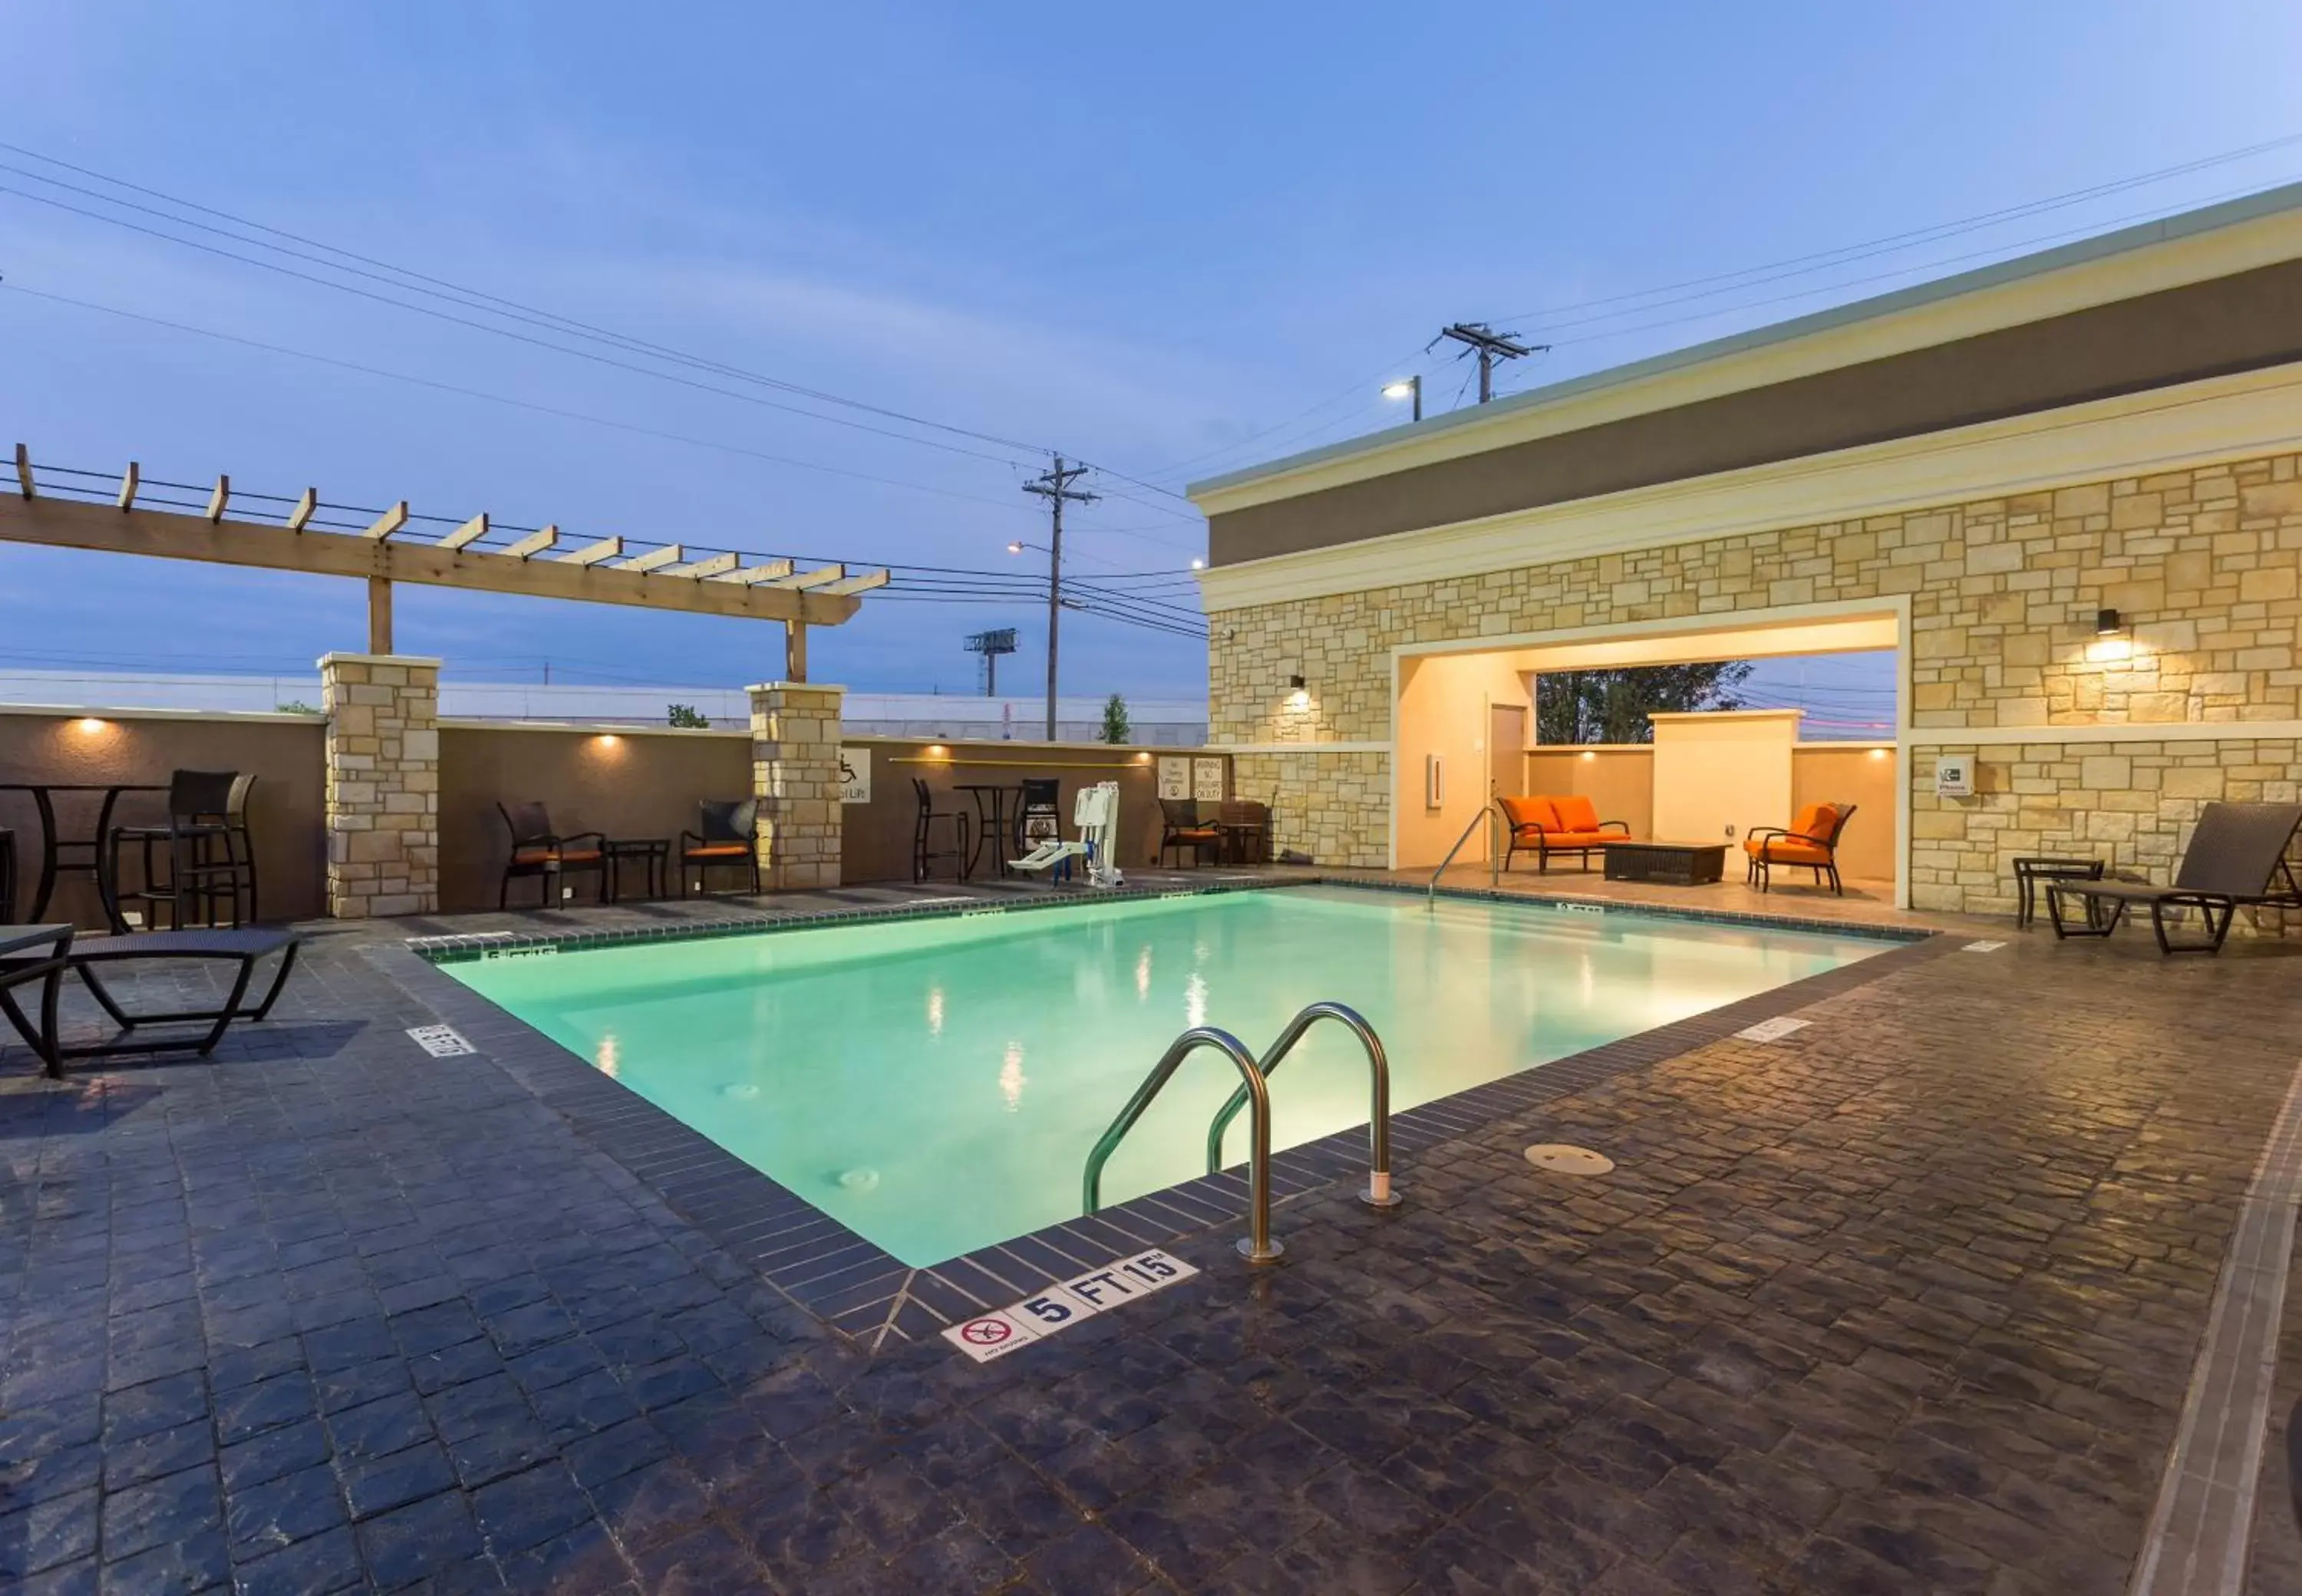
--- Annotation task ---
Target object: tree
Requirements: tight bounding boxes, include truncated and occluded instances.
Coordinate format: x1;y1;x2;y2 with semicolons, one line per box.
274;699;319;716
667;703;711;728
1534;661;1754;745
1099;693;1132;744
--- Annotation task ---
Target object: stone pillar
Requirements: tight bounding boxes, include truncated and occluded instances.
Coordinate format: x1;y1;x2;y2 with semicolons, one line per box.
747;681;844;890
320;653;440;918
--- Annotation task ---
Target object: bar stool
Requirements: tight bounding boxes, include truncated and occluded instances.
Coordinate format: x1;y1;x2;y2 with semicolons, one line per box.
109;770;247;930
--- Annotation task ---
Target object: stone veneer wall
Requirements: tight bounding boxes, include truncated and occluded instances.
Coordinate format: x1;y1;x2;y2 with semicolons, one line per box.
319;653;440;918
1910;740;2302;923
1210;450;2302;892
748;682;844;890
1229;750;1389;867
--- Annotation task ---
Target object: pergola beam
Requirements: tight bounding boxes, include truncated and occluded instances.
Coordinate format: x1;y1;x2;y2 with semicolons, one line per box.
715;559;795;585
118;463;140;512
767;563;846;590
15;444;33;500
822;569;891;597
439;512;490;552
205;475;230;523
618;544;682;575
364;501;409;540
288;488;317;531
556;535;622;566
0;494;862;626
503;524;558;560
662;551;740;579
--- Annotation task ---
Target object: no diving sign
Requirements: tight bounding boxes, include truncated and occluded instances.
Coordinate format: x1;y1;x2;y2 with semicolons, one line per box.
942;1248;1199;1363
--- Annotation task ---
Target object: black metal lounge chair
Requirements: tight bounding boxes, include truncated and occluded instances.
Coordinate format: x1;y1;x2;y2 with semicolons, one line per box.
0;926;298;1073
2045;801;2302;955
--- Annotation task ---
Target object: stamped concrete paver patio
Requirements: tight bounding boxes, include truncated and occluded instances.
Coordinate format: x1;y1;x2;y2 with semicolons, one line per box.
3;882;2300;1593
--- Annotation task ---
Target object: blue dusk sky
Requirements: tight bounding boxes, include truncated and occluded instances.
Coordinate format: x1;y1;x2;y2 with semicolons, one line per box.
2;2;2298;706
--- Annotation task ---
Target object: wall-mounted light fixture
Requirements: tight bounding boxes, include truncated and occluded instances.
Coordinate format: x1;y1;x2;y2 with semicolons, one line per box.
74;717;107;734
1285;674;1310;712
1579;750;1596;762
1868;747;1889;760
2096;607;2124;637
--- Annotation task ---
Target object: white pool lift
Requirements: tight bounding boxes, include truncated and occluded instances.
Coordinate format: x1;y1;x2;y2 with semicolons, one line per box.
1008;781;1124;889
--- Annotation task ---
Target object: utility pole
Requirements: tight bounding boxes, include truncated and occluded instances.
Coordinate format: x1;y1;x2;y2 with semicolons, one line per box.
1436;323;1545;403
1021;456;1098;740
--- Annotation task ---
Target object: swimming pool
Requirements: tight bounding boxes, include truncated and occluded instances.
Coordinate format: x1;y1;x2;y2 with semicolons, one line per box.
444;887;1891;1265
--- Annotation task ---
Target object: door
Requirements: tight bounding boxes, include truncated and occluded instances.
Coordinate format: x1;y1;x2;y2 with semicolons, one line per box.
1487;703;1526;858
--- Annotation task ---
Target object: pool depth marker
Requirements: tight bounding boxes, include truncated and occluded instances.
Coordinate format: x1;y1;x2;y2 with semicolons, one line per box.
942;1248;1198;1363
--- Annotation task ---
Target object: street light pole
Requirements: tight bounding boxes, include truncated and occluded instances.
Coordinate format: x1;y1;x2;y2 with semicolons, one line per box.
1382;374;1423;422
1021;457;1098;740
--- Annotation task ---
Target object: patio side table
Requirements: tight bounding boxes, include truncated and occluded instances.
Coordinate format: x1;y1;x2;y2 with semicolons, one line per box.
0;783;170;932
603;839;669;905
2012;856;2104;927
952;783;1020;879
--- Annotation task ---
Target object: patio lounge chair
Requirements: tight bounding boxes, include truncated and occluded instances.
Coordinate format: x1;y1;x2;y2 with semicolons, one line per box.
2045;800;2302;955
1499;795;1628;873
0;925;299;1074
1743;803;1858;895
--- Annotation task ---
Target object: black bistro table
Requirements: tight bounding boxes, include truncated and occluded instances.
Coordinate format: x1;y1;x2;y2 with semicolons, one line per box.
2013;855;2106;927
0;783;169;932
952;783;1021;879
602;838;670;904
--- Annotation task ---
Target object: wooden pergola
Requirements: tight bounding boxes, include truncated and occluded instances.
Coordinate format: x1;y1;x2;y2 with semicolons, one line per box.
3;446;889;681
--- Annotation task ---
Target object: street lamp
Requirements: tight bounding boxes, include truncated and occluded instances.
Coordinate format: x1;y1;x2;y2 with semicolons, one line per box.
1382;375;1422;422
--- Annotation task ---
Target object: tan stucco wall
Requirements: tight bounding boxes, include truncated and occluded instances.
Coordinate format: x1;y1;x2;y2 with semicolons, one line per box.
1212;448;2302;897
1650;711;1799;849
1393;651;1532;868
1789;747;1900;882
0;711;328;925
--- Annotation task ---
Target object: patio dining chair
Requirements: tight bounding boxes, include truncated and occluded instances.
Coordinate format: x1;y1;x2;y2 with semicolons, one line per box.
680;799;761;896
1743;802;1858;895
1159;799;1222;868
496;801;605;909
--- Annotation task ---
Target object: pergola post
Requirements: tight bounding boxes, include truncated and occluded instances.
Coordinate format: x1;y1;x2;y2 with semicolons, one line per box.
747;681;844;890
320;652;440;918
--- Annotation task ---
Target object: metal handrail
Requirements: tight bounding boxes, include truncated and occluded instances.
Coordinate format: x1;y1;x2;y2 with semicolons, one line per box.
1430;797;1502;905
1083;1026;1285;1263
1205;1001;1401;1209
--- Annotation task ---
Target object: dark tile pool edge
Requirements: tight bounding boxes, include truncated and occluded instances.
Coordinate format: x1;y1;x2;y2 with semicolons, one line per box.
404;871;1926;966
374;891;1953;1355
402;873;1314;964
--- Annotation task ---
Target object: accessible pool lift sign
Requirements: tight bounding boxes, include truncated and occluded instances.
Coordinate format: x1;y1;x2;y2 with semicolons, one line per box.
838;747;870;804
942;1248;1199;1363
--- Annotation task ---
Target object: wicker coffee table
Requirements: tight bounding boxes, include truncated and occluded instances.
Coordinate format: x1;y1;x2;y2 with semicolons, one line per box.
1601;840;1727;886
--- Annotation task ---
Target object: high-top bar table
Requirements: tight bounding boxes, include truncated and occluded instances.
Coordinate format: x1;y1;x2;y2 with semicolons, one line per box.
0;783;168;932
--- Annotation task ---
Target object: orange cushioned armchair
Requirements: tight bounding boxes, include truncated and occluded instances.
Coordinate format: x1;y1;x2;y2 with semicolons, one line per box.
1743;802;1858;895
1498;794;1631;874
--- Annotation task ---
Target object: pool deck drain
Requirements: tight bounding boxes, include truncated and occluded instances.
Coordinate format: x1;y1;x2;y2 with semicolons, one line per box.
1523;1143;1616;1176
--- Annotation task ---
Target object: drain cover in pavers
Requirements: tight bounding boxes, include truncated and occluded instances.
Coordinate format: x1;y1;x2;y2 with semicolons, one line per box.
1524;1143;1614;1175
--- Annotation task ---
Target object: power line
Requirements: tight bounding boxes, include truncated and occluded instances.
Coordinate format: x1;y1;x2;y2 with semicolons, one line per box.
1485;129;2302;327
1434;324;1545;404
0;140;1209;533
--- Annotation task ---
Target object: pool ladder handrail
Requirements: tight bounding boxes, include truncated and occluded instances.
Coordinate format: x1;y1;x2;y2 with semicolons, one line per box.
1205;1000;1403;1210
1083;1026;1285;1264
1429;794;1504;905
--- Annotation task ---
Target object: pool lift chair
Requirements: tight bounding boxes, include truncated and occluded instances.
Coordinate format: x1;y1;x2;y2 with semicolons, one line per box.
1008;782;1124;888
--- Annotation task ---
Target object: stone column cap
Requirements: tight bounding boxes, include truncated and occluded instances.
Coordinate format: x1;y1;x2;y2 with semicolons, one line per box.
318;651;445;669
744;681;846;697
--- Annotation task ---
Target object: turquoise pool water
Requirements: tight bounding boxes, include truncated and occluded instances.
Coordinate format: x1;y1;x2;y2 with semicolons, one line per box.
444;887;1890;1265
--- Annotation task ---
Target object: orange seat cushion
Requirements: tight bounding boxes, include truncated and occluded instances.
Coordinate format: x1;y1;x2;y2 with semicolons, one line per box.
1541;831;1610;849
1791;803;1839;841
684;844;750;858
1744;836;1832;864
1551;794;1604;832
556;849;603;864
1499;796;1560;834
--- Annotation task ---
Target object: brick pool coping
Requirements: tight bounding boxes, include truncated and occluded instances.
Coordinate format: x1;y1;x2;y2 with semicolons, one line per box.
382;879;1947;1349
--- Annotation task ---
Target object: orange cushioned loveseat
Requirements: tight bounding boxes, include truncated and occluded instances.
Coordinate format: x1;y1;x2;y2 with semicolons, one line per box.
1498;794;1631;873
